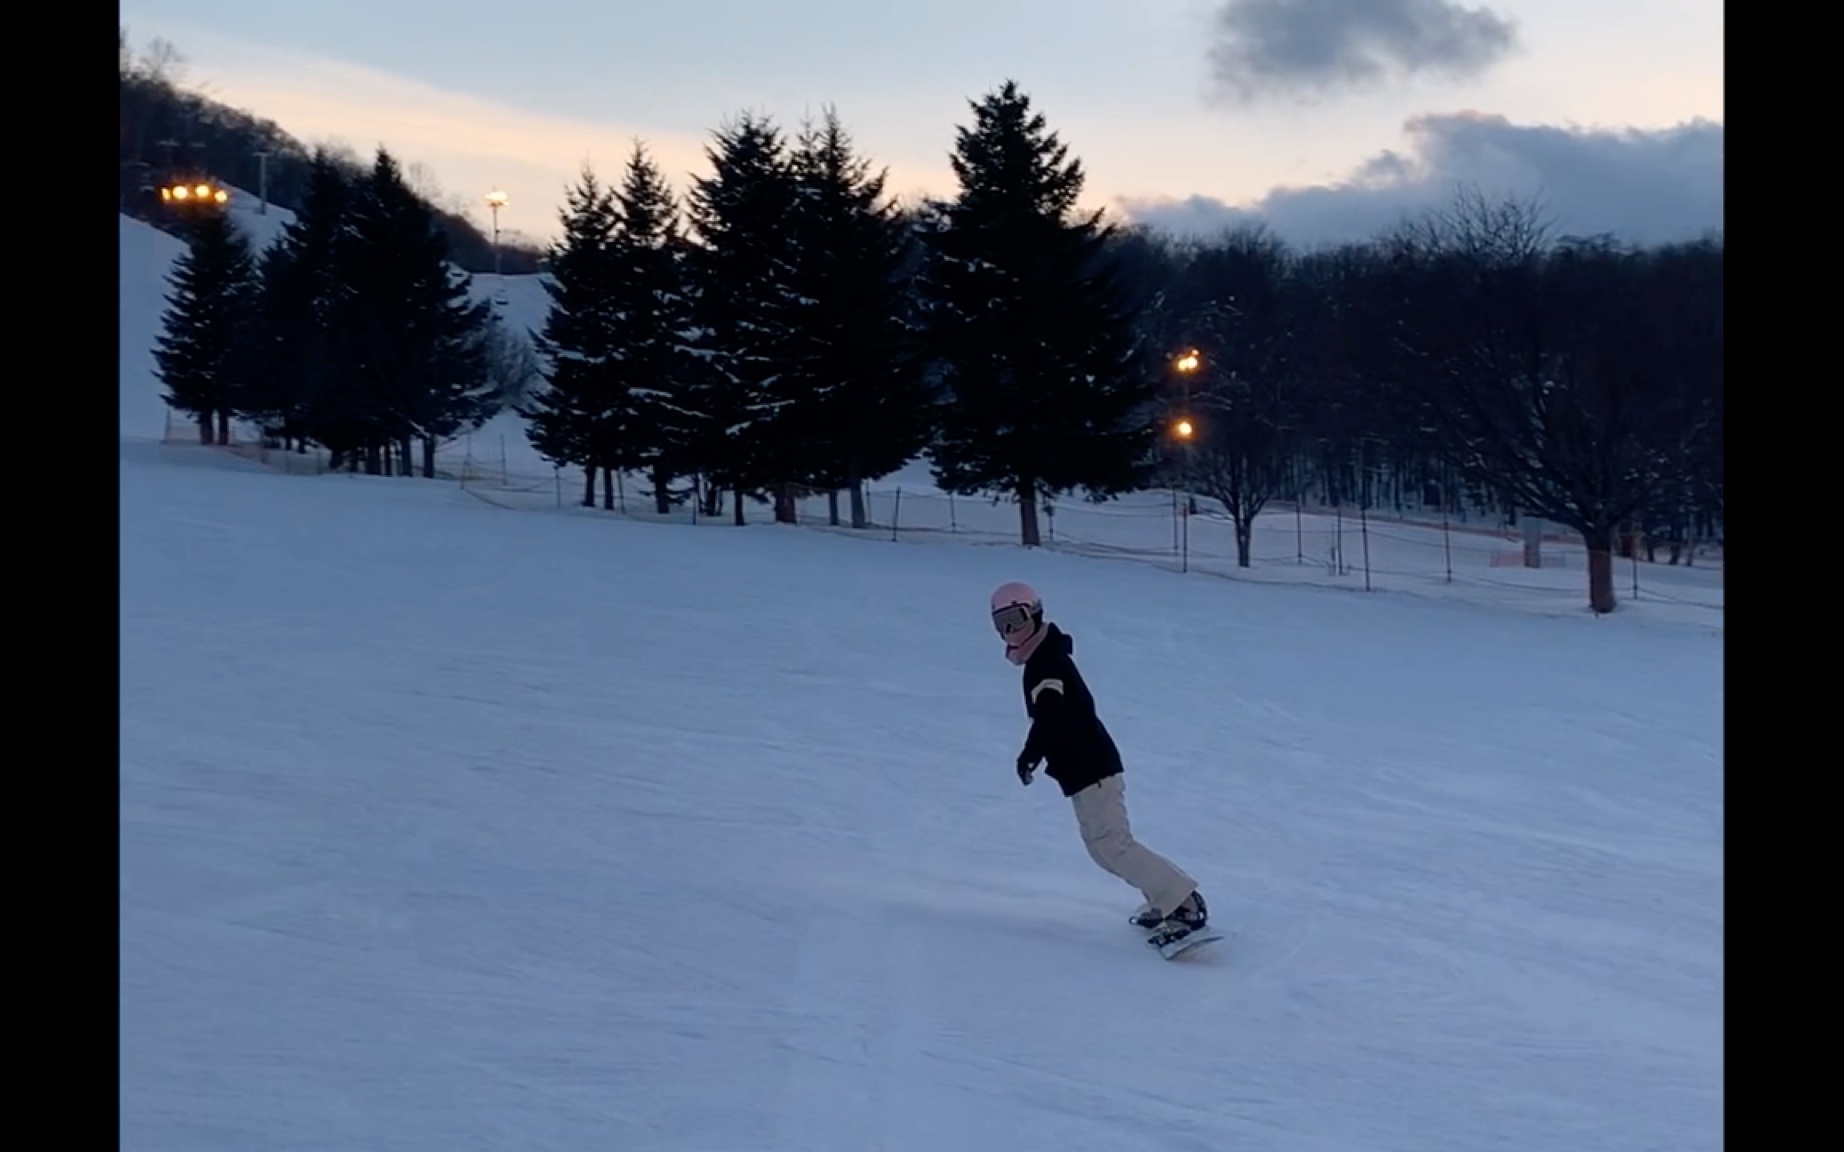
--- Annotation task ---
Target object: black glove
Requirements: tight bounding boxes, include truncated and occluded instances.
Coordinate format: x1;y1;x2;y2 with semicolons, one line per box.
1017;751;1040;786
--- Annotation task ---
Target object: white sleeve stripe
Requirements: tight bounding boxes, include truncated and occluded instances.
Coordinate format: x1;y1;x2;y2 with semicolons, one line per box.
1030;678;1065;704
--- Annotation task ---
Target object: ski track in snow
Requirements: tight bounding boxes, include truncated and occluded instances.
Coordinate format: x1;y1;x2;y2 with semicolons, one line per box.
119;437;1720;1151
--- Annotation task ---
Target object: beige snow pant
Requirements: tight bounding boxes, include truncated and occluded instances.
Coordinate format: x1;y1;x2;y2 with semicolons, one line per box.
1069;773;1196;917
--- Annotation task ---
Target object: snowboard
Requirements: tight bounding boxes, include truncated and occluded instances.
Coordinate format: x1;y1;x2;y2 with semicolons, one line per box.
1133;913;1223;960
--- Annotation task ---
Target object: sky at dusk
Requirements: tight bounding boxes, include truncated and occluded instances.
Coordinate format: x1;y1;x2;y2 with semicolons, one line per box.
121;0;1722;250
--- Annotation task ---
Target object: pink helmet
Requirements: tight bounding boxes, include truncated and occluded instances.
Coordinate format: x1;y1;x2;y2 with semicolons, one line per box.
990;581;1043;645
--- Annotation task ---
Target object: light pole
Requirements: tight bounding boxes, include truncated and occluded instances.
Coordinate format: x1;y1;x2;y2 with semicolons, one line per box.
1173;348;1201;516
253;149;271;214
1172;414;1195;572
1170;349;1199;575
485;189;508;277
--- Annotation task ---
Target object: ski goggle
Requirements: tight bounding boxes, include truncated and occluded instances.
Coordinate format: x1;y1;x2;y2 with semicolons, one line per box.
991;603;1037;638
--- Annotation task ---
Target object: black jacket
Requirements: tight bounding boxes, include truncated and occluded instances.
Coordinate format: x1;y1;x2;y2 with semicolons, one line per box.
1018;624;1124;797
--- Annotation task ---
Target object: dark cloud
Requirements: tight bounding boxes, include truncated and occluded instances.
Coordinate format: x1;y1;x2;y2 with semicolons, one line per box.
1208;0;1519;104
1115;113;1723;249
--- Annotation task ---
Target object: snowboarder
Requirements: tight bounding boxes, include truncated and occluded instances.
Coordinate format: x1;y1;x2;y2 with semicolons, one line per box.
989;581;1208;941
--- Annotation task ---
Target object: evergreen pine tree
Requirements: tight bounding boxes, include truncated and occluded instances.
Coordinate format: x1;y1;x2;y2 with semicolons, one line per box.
520;165;624;506
684;112;802;525
607;141;701;515
783;108;934;529
247;149;358;461
916;81;1153;546
152;206;258;445
334;148;494;477
238;236;302;445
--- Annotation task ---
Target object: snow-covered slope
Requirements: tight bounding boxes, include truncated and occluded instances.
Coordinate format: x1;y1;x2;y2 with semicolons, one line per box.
121;214;189;440
120;425;1723;1149
120;201;547;445
221;181;296;256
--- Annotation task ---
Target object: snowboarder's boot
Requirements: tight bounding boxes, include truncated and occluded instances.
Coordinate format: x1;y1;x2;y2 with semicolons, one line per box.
1144;891;1207;949
1134;891;1206;931
1164;891;1208;931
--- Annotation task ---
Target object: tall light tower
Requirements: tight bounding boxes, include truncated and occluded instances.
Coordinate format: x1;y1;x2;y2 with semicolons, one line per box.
253;149;271;214
1175;415;1197;572
1173;348;1201;517
485;189;509;277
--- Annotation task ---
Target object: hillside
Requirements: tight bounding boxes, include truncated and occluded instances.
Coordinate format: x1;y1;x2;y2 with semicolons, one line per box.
121;197;553;446
120;34;545;275
118;203;1723;631
120;385;1723;1151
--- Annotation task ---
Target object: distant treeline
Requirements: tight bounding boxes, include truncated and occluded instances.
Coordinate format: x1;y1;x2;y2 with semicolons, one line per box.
152;147;540;478
119;29;545;275
512;83;1721;613
148;68;1721;616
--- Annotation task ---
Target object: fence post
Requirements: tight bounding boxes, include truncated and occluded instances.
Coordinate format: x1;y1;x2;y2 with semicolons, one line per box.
1441;500;1453;583
554;466;562;508
1360;502;1372;591
1295;494;1304;564
1180;500;1187;573
949;491;957;533
891;488;902;542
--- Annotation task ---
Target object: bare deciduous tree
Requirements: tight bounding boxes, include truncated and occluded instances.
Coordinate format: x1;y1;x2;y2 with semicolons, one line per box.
1363;192;1716;612
1169;228;1300;567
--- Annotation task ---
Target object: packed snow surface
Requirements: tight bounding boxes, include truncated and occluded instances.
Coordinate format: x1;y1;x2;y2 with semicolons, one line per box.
120;439;1721;1151
120;199;1720;1151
